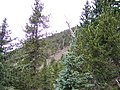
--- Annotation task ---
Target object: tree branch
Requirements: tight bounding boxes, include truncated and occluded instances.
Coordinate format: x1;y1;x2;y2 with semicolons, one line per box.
66;21;75;38
116;79;120;88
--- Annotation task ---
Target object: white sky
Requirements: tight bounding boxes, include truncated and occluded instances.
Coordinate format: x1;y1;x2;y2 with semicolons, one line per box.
0;0;92;39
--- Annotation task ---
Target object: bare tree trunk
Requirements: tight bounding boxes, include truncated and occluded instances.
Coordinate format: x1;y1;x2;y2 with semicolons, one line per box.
66;21;75;38
116;79;120;90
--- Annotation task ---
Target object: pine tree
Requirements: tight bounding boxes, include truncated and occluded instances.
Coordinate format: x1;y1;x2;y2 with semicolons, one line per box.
73;0;120;89
0;18;14;89
111;0;120;13
76;7;120;89
55;35;94;90
92;0;112;17
91;0;120;17
54;1;96;89
40;62;49;90
55;54;94;90
80;0;92;28
92;0;102;18
23;0;49;89
0;18;12;61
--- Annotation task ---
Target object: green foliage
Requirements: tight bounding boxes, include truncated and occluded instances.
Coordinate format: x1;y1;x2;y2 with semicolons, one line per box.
38;60;63;90
45;30;71;55
7;29;70;90
76;7;120;89
111;0;120;14
0;18;15;89
80;0;92;28
22;0;49;89
1;0;119;90
55;52;94;90
92;0;112;17
0;18;12;61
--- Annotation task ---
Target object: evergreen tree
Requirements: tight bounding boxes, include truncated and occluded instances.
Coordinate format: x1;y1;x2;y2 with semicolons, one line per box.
23;0;49;89
80;0;92;28
55;53;94;90
92;0;112;17
48;60;63;90
91;0;120;17
111;0;120;13
76;7;120;89
55;35;94;90
92;0;102;18
0;18;14;89
0;18;12;61
54;1;96;89
69;0;120;89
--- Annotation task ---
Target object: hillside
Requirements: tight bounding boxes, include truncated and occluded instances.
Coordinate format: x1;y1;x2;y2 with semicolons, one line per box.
8;30;71;63
44;30;71;57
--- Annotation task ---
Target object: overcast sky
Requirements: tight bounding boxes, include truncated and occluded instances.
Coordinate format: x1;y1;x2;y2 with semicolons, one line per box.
0;0;92;39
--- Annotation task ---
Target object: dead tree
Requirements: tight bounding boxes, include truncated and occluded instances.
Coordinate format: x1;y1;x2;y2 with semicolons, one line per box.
66;20;75;38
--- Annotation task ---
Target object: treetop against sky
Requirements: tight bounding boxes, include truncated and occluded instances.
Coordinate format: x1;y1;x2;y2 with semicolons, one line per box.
0;0;92;39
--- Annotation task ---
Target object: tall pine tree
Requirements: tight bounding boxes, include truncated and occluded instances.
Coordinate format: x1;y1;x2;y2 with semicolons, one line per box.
0;18;14;89
80;0;92;28
23;0;49;89
76;1;120;89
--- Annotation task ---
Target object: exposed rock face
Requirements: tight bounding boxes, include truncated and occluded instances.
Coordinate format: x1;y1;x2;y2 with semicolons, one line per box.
46;46;69;65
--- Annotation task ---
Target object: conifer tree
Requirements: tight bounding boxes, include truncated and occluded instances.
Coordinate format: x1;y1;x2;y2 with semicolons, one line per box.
63;0;120;89
23;0;49;89
76;5;120;89
92;0;102;18
0;18;14;89
92;0;120;17
80;0;92;28
55;33;94;90
54;1;97;89
55;53;94;90
0;18;12;61
111;0;120;13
